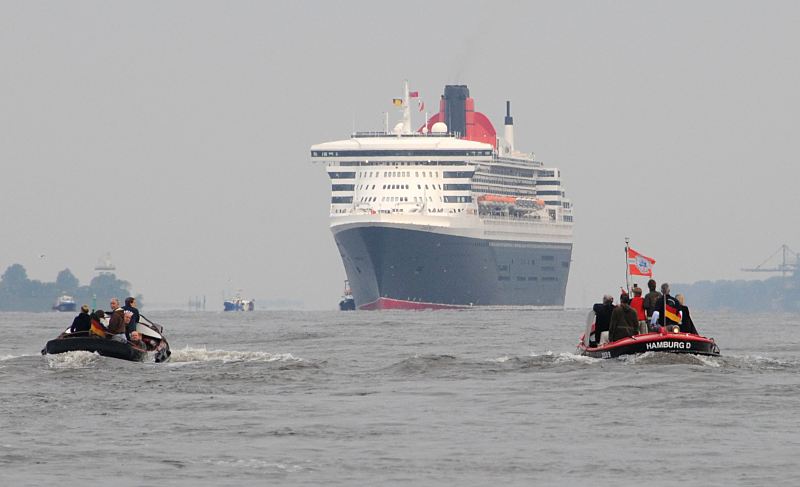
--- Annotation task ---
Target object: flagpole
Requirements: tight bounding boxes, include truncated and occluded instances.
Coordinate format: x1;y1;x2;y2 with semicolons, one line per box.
624;237;630;295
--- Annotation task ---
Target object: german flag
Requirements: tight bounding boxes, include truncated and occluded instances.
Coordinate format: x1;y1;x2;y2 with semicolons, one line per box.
89;319;107;338
665;304;682;324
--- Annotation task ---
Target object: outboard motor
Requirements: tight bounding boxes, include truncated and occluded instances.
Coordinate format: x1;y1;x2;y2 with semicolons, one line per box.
154;346;171;363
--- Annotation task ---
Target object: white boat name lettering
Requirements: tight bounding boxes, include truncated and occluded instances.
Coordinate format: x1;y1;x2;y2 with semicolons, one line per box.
646;341;691;350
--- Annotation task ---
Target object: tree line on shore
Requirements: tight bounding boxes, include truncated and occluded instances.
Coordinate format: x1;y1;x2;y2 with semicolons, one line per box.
0;264;141;312
673;272;800;312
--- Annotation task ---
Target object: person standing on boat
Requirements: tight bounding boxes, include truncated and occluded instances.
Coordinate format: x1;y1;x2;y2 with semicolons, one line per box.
107;298;127;342
591;295;615;347
653;283;682;331
629;287;648;334
642;279;661;321
69;305;92;335
675;294;699;335
609;294;639;342
122;296;140;339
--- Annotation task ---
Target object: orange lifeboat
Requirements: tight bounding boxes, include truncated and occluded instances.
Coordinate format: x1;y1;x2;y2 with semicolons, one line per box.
477;194;517;204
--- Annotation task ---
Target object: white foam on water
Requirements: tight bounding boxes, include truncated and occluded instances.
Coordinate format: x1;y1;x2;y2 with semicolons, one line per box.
488;355;511;363
552;351;601;364
168;346;304;364
45;351;100;368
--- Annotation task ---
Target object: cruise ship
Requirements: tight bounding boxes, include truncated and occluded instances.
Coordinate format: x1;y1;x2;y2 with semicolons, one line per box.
311;83;574;309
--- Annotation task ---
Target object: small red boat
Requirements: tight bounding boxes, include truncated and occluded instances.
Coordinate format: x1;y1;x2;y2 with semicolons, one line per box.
577;312;720;359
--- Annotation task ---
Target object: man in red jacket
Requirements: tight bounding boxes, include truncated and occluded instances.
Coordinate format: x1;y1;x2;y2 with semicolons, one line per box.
630;286;647;334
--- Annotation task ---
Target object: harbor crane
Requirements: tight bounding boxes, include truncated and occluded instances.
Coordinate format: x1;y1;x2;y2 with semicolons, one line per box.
742;244;799;282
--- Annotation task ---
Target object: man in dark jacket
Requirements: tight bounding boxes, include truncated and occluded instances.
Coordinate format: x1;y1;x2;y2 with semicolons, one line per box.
69;305;92;334
609;295;640;341
653;283;682;330
591;295;615;347
122;296;140;338
642;279;661;319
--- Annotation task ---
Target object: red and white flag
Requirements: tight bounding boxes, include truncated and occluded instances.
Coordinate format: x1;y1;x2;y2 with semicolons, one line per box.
409;91;419;98
418;100;425;112
627;247;656;277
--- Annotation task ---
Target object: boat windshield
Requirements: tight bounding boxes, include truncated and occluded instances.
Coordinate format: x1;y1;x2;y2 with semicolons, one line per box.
583;310;595;347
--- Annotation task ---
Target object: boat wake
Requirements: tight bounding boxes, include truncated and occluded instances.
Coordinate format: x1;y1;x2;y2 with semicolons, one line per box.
168;346;307;365
45;350;101;369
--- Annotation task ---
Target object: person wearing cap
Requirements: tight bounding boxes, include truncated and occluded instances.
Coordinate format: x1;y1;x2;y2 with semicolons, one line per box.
609;294;639;342
69;305;92;334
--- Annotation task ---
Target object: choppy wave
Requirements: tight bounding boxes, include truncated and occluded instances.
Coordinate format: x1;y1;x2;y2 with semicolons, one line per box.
169;346;306;364
45;350;100;368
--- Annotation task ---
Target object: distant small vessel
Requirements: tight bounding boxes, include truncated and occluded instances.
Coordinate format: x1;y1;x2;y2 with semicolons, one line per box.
339;280;355;311
224;295;255;311
52;295;77;312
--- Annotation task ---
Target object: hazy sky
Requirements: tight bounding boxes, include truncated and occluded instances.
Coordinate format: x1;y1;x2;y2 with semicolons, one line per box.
2;1;799;309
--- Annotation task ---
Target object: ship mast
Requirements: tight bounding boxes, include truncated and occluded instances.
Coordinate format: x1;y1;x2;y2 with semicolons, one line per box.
403;79;412;134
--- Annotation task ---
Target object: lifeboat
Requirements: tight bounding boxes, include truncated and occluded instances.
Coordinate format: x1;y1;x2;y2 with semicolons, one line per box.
477;194;517;204
577;311;720;359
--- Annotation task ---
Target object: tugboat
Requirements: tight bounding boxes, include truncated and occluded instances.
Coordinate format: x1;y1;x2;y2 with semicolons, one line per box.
339;280;355;311
577;318;720;359
223;293;255;311
577;239;720;359
52;295;77;312
42;314;171;363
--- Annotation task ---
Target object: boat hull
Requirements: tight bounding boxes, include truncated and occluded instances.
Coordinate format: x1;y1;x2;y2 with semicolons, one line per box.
44;337;147;362
578;332;721;359
53;303;77;312
333;225;572;309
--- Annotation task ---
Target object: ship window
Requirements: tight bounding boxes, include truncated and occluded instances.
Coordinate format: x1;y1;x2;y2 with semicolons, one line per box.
415;172;419;177
542;277;558;282
563;216;573;222
498;276;511;281
528;277;538;281
331;184;355;191
425;184;429;190
443;171;475;178
328;172;356;179
537;190;562;196
331;196;353;204
497;265;509;271
443;196;473;203
418;184;421;189
443;184;471;190
542;256;555;261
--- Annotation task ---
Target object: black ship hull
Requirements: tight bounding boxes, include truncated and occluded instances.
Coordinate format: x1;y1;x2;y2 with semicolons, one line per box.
334;225;571;309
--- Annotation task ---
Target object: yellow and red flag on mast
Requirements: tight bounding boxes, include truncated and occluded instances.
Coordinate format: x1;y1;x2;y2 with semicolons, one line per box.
627;247;656;277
